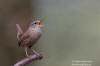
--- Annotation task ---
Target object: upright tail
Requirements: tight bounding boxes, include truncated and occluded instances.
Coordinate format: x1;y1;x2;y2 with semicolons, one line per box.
16;24;23;40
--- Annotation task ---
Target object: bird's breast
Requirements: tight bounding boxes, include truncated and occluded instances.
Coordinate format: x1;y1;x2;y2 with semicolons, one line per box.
26;30;42;47
31;31;41;41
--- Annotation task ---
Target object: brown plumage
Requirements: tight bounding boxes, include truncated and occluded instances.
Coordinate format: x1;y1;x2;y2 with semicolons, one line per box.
16;20;43;56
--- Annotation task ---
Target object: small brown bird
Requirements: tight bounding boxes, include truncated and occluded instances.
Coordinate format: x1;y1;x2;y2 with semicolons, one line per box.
16;20;43;57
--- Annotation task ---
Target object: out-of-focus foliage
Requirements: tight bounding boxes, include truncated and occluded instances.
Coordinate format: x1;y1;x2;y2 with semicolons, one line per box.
1;0;100;66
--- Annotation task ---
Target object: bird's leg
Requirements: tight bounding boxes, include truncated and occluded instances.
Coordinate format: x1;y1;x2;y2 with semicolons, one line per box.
24;47;29;57
30;48;39;55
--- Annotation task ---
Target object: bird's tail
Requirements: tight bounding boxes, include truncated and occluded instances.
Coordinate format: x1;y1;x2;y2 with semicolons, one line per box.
16;24;23;40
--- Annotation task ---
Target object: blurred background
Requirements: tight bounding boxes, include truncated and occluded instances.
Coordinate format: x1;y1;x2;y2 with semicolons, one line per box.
1;0;100;66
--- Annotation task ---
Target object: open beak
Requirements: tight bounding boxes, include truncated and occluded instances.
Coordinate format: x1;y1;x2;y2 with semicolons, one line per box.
38;21;43;27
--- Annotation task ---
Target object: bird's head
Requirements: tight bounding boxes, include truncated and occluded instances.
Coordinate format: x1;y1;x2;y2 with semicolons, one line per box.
30;20;43;28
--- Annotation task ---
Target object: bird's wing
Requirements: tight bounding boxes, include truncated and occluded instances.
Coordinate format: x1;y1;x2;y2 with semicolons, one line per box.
18;30;30;46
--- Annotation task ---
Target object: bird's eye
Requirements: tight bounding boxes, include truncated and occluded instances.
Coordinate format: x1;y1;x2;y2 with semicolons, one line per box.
34;22;37;24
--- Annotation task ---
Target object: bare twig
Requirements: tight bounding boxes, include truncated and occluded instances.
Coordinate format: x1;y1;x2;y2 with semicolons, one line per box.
14;54;43;66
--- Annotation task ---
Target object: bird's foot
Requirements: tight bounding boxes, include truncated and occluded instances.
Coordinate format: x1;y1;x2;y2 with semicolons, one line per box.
26;56;30;58
35;52;43;59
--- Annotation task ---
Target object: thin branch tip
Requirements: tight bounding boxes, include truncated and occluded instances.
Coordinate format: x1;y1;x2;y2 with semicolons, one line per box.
14;54;43;66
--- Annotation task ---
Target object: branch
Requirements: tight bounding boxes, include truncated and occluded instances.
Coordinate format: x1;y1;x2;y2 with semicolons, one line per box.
14;54;43;66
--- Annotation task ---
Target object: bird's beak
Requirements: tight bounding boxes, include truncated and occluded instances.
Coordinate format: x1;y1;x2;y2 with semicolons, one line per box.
38;21;43;27
40;24;43;27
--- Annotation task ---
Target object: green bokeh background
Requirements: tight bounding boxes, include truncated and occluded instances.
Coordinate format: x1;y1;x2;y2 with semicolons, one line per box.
0;0;100;66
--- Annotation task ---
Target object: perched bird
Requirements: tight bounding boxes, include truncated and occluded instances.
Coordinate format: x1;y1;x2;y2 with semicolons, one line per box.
16;20;43;56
